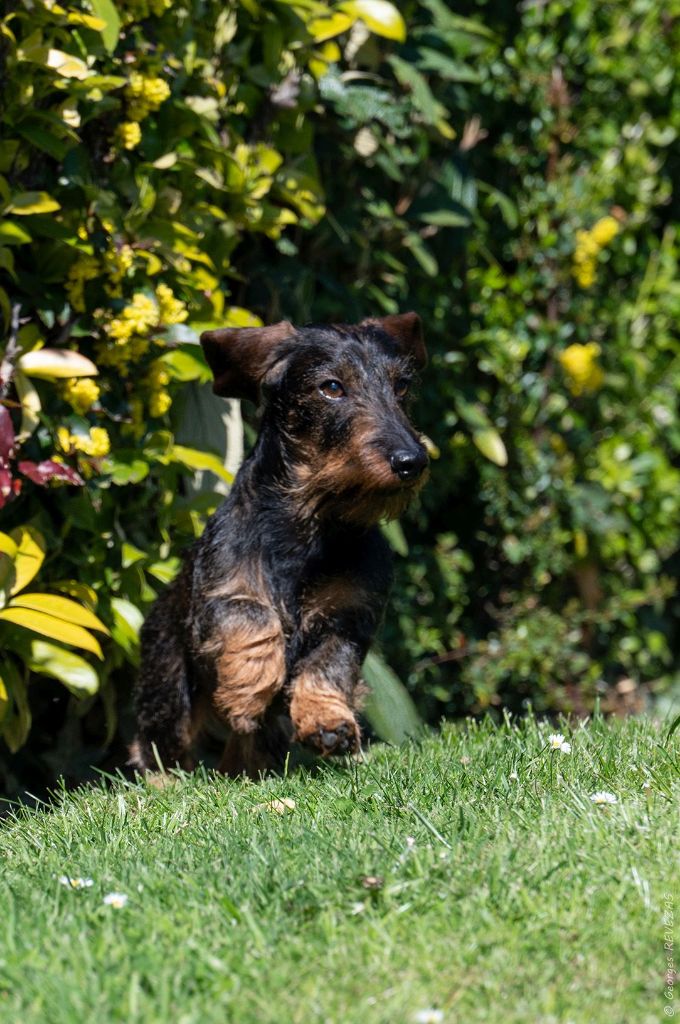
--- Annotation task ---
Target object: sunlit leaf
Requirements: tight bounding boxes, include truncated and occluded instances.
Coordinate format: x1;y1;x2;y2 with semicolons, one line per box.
167;445;234;484
0;607;103;658
6;191;61;215
0;660;30;752
25;640;99;696
362;651;422;743
8;525;45;595
473;428;508;467
339;0;406;41
18;349;98;379
10;593;109;634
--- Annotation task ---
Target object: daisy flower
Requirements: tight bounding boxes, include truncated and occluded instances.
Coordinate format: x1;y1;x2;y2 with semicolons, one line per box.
59;876;94;890
414;1010;444;1024
103;892;129;908
547;733;571;754
590;791;617;806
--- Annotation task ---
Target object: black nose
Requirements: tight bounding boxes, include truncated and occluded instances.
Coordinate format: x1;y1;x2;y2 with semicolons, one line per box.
390;447;428;481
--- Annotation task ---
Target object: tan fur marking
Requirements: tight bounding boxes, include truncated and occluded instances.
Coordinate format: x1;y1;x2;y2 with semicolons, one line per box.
212;609;286;733
284;416;427;527
289;671;361;753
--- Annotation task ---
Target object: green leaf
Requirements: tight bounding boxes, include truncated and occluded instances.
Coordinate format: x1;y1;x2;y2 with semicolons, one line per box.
110;597;144;662
0;607;103;658
0;532;18;559
25;640;99;697
101;455;150;486
0;662;9;725
0;221;32;245
339;1;407;41
9;526;45;596
167;445;234;484
18;349;98;379
308;12;354;41
362;651;422;744
10;593;109;634
158;346;211;383
381;520;409;556
1;660;31;753
473;428;508;467
6;192;61;216
419;209;470;228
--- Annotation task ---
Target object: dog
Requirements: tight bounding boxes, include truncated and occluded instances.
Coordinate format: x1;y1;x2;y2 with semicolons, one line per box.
130;313;428;777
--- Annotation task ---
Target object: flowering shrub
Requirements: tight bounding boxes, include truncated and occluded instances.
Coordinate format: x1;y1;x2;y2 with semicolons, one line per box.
0;0;407;783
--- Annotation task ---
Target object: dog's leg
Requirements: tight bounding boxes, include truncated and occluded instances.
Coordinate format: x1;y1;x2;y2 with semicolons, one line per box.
289;635;364;756
130;607;195;773
207;600;287;737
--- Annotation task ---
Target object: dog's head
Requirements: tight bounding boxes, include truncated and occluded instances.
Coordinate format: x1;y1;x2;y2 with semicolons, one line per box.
200;315;429;524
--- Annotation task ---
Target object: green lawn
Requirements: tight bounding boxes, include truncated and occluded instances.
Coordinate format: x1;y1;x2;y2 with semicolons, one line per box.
1;714;677;1024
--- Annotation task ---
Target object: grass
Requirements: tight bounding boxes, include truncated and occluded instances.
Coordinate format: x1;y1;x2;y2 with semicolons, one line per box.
1;713;677;1024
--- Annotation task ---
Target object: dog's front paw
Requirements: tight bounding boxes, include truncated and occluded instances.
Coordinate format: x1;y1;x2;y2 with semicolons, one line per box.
298;717;361;756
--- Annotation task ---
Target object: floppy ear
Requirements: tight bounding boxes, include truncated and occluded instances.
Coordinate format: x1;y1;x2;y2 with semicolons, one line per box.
361;312;427;369
199;321;295;402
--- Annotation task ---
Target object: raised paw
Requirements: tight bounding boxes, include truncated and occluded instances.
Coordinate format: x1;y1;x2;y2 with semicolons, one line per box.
298;718;361;757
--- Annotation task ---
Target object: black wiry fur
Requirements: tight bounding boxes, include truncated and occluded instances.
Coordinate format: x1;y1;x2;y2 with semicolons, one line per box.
131;316;428;777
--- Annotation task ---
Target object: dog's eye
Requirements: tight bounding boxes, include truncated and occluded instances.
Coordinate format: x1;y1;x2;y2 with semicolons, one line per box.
394;379;410;399
319;380;346;400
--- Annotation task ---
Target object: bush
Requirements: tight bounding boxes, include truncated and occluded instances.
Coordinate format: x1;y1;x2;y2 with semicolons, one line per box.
245;0;680;718
0;0;409;789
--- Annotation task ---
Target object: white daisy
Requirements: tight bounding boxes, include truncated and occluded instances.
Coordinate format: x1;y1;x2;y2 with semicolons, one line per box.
414;1010;444;1024
59;876;94;890
509;770;519;782
590;791;617;805
103;892;128;908
547;733;571;753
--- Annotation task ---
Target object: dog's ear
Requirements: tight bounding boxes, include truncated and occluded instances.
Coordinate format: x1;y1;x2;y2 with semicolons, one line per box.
361;312;427;369
200;321;295;402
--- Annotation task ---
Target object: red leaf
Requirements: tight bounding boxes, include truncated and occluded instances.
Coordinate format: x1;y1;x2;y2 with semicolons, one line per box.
18;459;84;486
0;405;15;463
0;466;14;507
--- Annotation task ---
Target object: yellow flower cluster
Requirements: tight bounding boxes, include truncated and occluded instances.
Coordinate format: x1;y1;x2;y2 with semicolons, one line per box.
146;360;172;417
108;292;159;343
572;216;620;288
558;343;604;396
156;282;188;325
62;377;100;415
65;255;100;312
103;244;134;297
116;121;142;151
125;73;171;122
58;426;111;458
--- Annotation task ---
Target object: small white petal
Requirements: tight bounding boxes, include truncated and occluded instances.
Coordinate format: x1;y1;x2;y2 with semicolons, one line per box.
59;876;93;889
509;770;519;782
350;901;366;915
559;741;571;754
414;1010;444;1024
590;791;617;805
103;892;129;908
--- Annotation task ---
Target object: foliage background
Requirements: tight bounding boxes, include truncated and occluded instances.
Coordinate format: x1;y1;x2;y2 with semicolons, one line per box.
0;0;678;796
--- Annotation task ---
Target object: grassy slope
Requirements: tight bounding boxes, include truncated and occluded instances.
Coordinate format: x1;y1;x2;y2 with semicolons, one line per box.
1;714;677;1024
